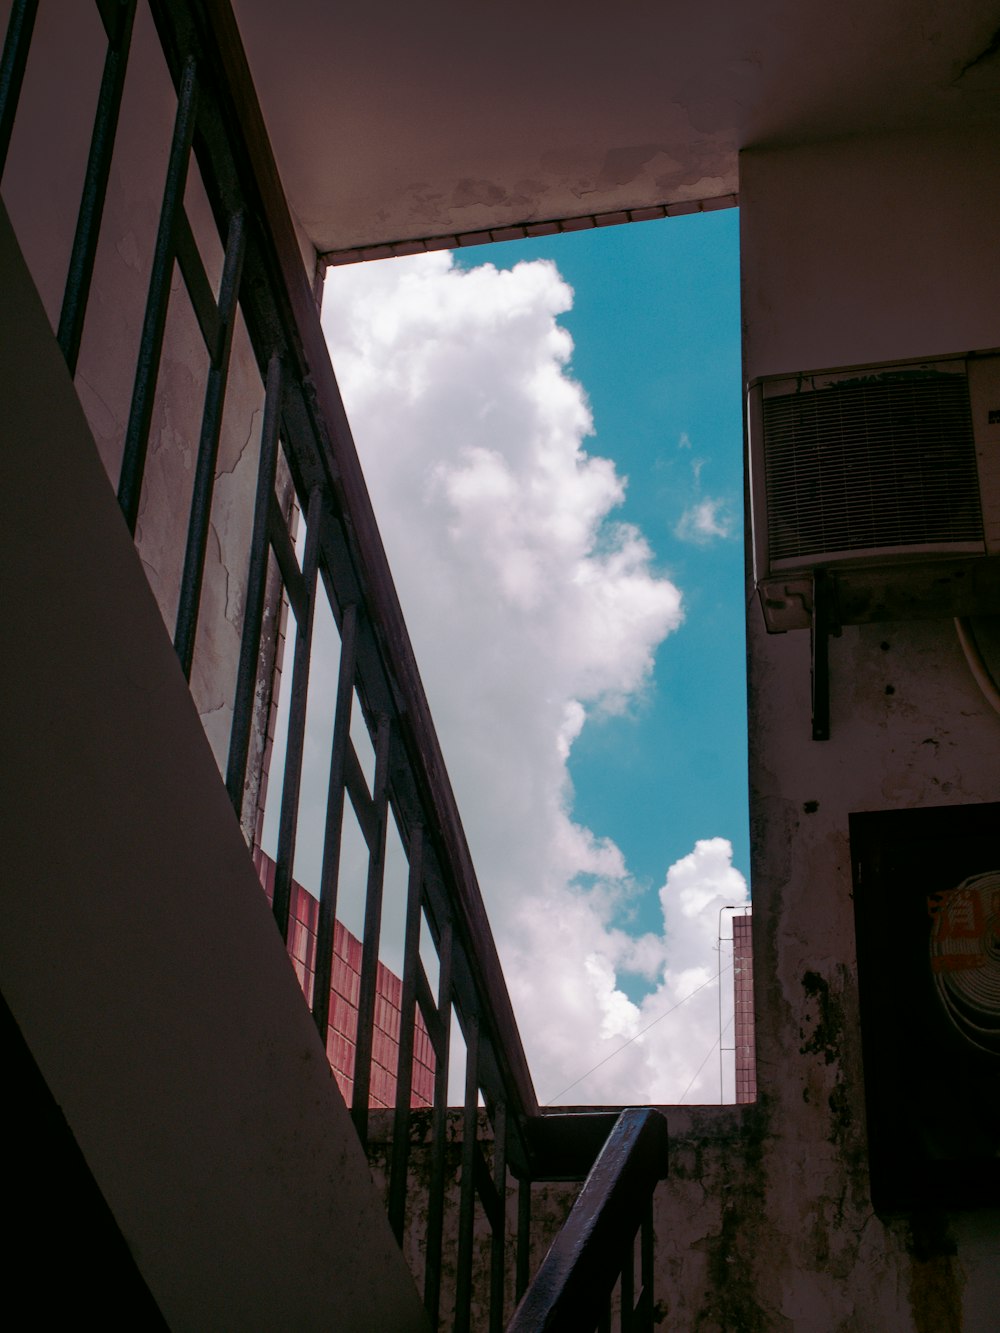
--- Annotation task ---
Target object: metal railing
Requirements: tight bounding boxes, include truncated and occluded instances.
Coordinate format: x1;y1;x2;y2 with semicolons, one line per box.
0;2;668;1326
510;1110;669;1332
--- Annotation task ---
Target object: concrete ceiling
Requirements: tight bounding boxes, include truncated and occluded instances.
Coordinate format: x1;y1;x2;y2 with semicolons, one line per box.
231;0;1000;260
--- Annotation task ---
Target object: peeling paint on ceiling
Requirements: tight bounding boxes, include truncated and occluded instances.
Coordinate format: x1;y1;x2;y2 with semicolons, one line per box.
232;0;1000;256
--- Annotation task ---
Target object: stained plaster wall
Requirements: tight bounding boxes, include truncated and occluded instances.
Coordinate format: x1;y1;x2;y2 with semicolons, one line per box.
367;1108;621;1329
730;124;1000;1330
367;1110;532;1331
370;1103;819;1330
0;0;294;828
418;1101;861;1329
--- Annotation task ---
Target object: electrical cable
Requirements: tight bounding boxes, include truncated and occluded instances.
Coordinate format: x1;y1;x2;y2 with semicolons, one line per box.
543;962;733;1106
679;1014;732;1104
955;616;1000;717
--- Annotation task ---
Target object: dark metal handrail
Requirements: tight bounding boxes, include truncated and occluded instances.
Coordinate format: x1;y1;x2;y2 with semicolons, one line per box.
159;0;540;1137
0;3;668;1326
509;1109;670;1333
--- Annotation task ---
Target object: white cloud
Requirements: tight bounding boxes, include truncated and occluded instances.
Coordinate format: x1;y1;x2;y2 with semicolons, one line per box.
529;837;749;1104
316;250;747;1103
675;496;735;544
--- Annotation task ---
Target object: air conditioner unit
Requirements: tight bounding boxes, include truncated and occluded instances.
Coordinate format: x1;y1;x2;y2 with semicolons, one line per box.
748;350;1000;631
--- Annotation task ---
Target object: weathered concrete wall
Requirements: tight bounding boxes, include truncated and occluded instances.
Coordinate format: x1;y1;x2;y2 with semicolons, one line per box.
386;998;996;1328
0;0;294;800
368;1109;584;1330
733;125;1000;1330
371;1102;846;1329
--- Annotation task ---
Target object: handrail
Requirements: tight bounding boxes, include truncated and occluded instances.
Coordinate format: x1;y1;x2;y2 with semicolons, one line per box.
509;1109;670;1333
149;0;541;1143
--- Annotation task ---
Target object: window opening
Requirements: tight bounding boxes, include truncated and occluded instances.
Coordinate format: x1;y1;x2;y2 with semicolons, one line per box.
266;209;753;1105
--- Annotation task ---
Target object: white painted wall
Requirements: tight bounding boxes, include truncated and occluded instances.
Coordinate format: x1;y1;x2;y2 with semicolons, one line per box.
741;122;1000;379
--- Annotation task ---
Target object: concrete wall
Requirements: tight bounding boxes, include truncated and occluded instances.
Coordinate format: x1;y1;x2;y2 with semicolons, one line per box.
367;1108;588;1331
729;124;1000;1330
0;198;428;1331
740;123;1000;379
368;1105;783;1330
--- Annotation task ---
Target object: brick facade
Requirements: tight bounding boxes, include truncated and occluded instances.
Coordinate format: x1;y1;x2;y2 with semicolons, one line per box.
255;850;434;1107
732;912;756;1103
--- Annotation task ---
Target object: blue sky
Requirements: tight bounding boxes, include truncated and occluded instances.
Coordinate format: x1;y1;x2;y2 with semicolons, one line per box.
453;210;748;944
311;212;749;1101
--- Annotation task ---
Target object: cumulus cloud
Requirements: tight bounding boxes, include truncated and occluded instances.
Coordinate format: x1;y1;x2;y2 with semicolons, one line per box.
313;250;747;1102
535;837;750;1104
675;496;735;545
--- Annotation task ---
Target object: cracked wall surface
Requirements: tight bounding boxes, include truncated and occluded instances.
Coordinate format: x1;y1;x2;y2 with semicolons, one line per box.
2;0;293;808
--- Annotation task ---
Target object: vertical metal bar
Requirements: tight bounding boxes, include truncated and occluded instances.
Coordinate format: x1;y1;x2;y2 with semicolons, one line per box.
388;824;425;1242
0;0;38;181
225;353;282;814
621;1231;634;1333
424;918;453;1328
351;712;392;1145
117;55;198;535
311;601;358;1041
639;1201;655;1333
57;0;136;374
271;486;323;939
811;568;831;741
516;1177;531;1302
488;1100;508;1333
454;1011;481;1333
174;210;247;678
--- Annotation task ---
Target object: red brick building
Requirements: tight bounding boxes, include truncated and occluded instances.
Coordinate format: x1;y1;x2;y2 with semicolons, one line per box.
732;912;756;1104
255;850;434;1108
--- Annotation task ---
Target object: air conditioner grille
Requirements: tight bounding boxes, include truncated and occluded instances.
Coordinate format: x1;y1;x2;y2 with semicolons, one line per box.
763;374;983;563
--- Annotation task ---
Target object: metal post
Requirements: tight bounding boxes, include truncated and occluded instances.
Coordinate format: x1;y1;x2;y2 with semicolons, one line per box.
174;210;246;679
118;56;198;534
489;1099;508;1333
811;568;831;741
425;918;454;1326
455;1011;481;1333
225;353;283;814
351;712;393;1144
311;602;358;1042
0;0;38;180
57;0;137;374
271;487;323;939
388;825;425;1242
